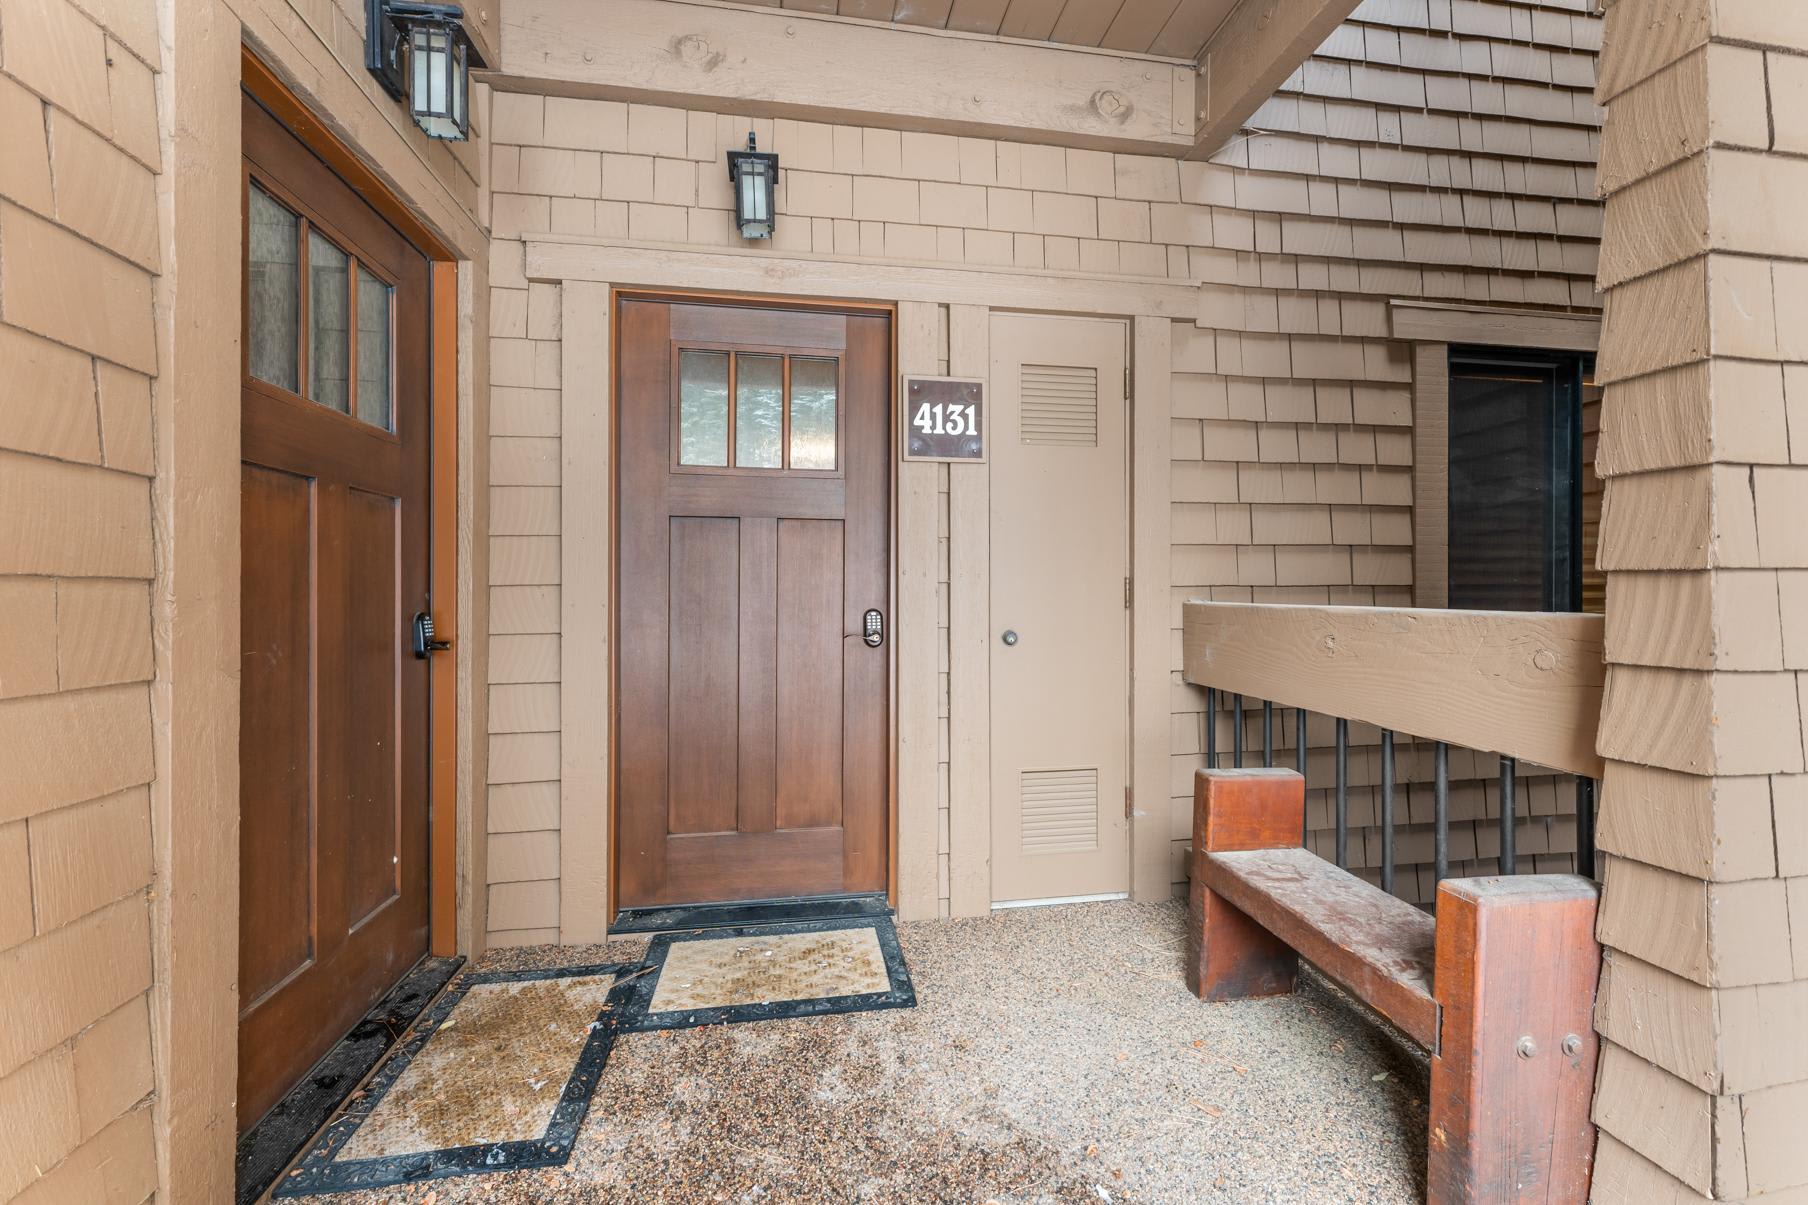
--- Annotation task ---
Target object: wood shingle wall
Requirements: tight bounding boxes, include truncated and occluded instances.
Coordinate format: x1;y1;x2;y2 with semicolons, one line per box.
1588;0;1808;1197
0;0;163;1198
1169;0;1604;900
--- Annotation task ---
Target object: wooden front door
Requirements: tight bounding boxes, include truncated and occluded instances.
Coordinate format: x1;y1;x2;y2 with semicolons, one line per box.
237;95;433;1130
616;299;891;909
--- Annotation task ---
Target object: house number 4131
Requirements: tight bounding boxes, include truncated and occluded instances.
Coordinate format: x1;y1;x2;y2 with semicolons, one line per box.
901;376;985;462
913;402;976;436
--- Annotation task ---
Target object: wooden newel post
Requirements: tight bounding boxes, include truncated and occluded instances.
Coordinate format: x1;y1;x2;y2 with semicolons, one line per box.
1428;875;1601;1203
1186;768;1306;1001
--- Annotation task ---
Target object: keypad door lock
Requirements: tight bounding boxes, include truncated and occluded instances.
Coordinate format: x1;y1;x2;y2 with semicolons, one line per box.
411;611;451;659
863;609;884;648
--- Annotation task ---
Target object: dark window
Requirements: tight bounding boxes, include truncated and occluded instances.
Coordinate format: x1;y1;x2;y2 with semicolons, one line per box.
1446;347;1596;612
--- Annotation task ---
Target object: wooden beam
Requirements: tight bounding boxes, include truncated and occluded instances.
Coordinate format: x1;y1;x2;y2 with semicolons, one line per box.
1389;302;1603;352
524;238;1199;318
1191;0;1363;159
1410;341;1449;609
1181;602;1606;778
500;0;1195;153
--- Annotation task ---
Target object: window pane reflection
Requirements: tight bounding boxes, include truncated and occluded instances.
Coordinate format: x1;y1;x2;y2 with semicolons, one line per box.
308;232;350;413
678;350;729;466
789;357;837;470
248;186;299;391
356;267;393;431
735;354;783;469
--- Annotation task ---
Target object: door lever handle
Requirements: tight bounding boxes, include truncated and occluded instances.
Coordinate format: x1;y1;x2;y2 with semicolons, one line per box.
412;612;451;659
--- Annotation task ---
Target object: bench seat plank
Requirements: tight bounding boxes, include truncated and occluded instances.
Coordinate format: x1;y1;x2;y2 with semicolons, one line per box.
1201;846;1440;1051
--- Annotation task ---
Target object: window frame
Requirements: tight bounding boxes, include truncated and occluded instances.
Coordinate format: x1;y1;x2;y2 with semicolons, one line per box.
665;338;848;479
1394;302;1601;612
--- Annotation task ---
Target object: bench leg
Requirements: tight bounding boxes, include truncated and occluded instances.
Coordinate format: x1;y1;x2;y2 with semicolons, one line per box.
1428;875;1601;1204
1186;769;1305;1001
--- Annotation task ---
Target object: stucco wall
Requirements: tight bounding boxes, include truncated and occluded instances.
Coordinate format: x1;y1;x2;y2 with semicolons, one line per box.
0;0;164;1196
480;0;1605;941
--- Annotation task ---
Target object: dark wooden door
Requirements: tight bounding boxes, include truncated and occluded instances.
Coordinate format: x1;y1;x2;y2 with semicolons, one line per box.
616;300;891;908
237;95;432;1130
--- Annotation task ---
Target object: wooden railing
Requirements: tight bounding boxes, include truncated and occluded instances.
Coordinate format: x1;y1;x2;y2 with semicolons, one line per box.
1182;601;1607;893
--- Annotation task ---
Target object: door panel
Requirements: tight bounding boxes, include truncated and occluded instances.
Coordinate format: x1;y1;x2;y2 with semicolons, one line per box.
238;94;432;1131
989;315;1130;903
617;300;890;909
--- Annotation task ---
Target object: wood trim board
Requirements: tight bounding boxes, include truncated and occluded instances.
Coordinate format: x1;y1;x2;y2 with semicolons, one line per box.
1410;341;1449;610
1389;302;1602;352
947;306;990;917
1130;315;1172;902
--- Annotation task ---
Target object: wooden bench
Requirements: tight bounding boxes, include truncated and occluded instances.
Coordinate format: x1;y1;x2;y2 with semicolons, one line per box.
1186;768;1601;1204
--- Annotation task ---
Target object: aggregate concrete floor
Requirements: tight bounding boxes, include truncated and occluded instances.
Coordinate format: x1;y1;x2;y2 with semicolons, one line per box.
322;900;1427;1204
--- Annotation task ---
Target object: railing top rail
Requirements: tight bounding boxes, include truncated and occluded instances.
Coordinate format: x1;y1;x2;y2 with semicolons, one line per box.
1181;601;1605;779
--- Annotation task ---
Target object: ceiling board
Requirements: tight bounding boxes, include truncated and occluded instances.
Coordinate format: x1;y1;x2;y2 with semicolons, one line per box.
713;0;1220;57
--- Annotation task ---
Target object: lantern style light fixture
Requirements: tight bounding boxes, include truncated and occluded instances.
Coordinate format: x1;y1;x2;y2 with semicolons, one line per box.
726;133;778;240
366;0;484;141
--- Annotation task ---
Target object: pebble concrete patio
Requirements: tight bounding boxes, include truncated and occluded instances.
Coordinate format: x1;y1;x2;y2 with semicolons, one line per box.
318;900;1426;1203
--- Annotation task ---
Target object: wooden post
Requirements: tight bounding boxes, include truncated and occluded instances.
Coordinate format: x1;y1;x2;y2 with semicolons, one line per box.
1428;875;1601;1203
1186;768;1305;1001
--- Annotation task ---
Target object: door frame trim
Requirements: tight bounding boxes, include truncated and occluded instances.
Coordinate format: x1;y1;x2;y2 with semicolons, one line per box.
240;47;462;957
602;288;899;926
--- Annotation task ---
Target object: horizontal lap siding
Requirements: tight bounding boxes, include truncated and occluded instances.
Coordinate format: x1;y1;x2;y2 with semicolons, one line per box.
0;0;162;1196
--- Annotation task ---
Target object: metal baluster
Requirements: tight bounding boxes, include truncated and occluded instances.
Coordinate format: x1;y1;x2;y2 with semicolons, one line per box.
1335;718;1349;869
1499;756;1518;875
1262;701;1274;767
1434;741;1450;885
1380;729;1396;895
1205;688;1218;770
1233;694;1245;768
1577;775;1597;880
1296;708;1309;846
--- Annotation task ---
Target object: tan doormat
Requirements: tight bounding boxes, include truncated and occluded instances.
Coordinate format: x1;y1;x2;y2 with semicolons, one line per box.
273;962;637;1196
619;917;916;1032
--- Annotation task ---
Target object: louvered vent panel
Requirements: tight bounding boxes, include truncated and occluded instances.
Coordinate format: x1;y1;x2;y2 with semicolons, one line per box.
1020;768;1099;854
1020;365;1099;446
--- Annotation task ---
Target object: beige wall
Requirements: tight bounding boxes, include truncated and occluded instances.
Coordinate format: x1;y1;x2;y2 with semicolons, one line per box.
1;0;493;1197
481;0;1605;940
1588;0;1808;1198
0;0;166;1195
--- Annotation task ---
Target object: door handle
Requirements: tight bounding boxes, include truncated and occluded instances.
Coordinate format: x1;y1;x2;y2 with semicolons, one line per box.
411;612;451;659
862;609;884;648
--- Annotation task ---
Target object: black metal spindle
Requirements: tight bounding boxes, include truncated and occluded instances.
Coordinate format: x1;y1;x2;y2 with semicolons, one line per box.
1334;718;1349;869
1262;701;1274;767
1380;730;1396;894
1233;694;1245;768
1577;775;1597;880
1434;741;1450;885
1205;687;1218;769
1499;756;1518;875
1296;708;1309;845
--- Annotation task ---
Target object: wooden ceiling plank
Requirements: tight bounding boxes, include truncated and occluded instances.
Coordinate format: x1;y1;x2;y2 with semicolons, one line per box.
891;0;957;29
1050;0;1131;48
947;0;1014;35
1147;0;1235;59
996;0;1070;41
837;0;897;18
1100;0;1186;53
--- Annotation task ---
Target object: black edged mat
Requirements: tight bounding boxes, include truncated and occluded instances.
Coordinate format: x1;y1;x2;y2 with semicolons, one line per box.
271;961;638;1197
609;891;892;934
618;916;916;1033
236;955;462;1205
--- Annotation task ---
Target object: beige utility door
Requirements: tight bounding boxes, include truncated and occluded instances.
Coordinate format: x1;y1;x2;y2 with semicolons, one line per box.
989;314;1130;903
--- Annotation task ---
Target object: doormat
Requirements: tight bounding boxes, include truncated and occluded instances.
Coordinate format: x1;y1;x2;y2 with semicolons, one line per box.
272;962;638;1197
619;917;916;1033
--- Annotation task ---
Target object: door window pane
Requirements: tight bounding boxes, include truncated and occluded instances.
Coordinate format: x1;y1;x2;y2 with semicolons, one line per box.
308;232;350;413
356;267;393;431
734;354;783;469
678;350;729;466
248;185;300;391
1447;349;1579;612
789;357;837;470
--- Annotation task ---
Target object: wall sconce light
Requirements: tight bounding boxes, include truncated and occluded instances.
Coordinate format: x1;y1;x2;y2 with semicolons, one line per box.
726;132;778;240
366;0;484;141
